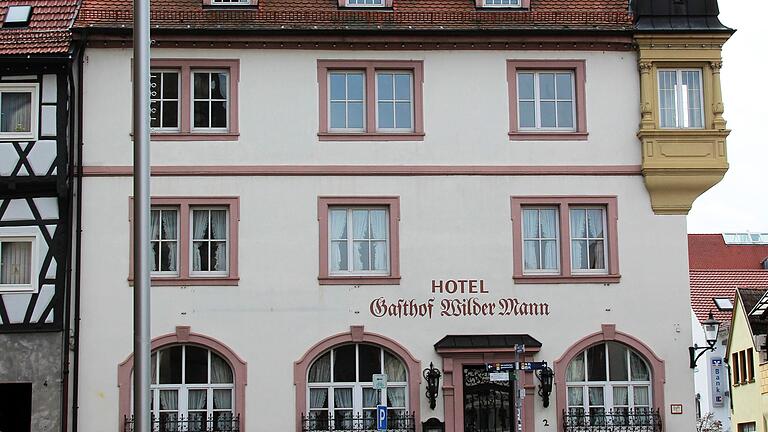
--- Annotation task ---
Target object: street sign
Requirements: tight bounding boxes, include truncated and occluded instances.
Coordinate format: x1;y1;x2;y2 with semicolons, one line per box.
377;405;387;430
373;374;388;390
518;361;548;371
514;344;526;354
486;363;516;372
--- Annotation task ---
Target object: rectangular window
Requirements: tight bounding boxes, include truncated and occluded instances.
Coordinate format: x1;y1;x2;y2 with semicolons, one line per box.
732;353;740;384
318;197;400;285
569;208;607;272
738;423;756;432
517;71;575;130
149;59;239;141
318;60;424;141
0;233;38;293
130;197;239;286
150;71;180;130
511;197;619;283
746;348;754;382
346;0;384;5
484;0;521;5
658;69;704;128
507;60;587;140
521;208;559;273
739;351;747;384
208;0;251;5
0;84;38;140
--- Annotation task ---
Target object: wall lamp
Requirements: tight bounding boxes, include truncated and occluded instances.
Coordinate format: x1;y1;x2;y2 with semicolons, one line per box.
423;362;441;409
536;367;554;407
689;311;721;368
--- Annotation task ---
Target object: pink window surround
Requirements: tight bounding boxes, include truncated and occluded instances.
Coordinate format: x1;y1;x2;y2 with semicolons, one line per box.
506;60;588;141
553;324;666;432
317;60;425;141
317;196;401;285
117;326;248;432
475;0;530;8
436;344;541;432
293;325;422;432
128;196;240;286
149;59;239;141
338;0;393;7
510;196;620;284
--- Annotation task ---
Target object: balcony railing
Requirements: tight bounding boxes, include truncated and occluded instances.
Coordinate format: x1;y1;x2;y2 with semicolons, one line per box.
123;414;240;432
563;409;662;432
301;412;416;432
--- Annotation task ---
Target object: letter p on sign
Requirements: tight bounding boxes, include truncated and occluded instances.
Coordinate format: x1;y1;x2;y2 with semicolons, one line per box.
377;405;387;430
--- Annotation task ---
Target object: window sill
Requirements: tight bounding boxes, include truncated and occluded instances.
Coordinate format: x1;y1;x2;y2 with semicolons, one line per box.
508;132;589;141
128;277;240;286
319;276;401;285
150;133;240;142
318;132;425;142
513;274;620;284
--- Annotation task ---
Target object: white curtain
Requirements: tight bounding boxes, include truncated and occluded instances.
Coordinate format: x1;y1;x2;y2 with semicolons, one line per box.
211;210;227;271
633;386;650;406
1;92;31;133
384;352;406;382
150;211;160;271
630;352;650;381
587;209;604;238
188;390;207;410
370;210;388;271
363;388;380;408
334;388;353;408
309;388;327;409
353;211;369;270
570;210;586;238
566;354;585;382
309;353;331;383
330;211;347;272
1;241;31;284
386;387;406;408
162;211;177;272
567;387;583;406
613;387;629;406
192;211;208;271
522;209;538;238
159;390;178;410
211;353;233;383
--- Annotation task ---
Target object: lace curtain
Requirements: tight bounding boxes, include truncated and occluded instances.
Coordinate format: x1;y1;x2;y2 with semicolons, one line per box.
0;241;31;284
211;353;233;383
162;211;177;272
309;352;331;383
210;210;227;271
0;92;31;133
383;352;406;382
192;211;208;271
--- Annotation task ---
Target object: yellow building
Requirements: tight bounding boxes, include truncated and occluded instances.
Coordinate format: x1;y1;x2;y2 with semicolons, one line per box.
727;288;768;432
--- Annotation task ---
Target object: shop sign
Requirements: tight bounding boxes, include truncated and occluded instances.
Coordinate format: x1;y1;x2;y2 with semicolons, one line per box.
373;374;388;390
710;357;725;407
369;279;551;319
489;372;510;382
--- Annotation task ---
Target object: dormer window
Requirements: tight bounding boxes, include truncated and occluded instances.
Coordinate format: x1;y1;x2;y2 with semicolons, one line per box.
477;0;527;8
204;0;252;6
338;0;391;8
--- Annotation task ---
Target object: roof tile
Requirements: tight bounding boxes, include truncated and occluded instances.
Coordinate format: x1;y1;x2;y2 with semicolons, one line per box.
0;0;79;54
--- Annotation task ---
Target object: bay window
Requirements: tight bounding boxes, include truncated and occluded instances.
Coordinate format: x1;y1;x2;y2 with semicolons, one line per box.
658;69;704;128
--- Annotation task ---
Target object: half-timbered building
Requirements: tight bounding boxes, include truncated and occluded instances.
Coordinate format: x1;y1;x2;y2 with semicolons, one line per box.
0;0;79;430
71;0;733;431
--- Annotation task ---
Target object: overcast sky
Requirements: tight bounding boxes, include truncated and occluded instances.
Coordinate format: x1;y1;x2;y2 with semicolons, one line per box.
686;1;768;233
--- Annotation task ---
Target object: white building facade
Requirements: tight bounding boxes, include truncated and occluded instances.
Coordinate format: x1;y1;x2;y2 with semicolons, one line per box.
71;1;733;431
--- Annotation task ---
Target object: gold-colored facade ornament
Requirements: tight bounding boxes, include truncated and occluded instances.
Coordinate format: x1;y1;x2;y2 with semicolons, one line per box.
635;33;732;215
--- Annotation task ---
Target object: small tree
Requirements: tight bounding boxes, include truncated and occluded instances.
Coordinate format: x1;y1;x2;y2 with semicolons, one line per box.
697;412;723;432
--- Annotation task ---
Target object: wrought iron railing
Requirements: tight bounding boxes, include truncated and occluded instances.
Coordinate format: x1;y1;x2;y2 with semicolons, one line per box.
301;412;416;432
563;409;662;432
123;414;240;432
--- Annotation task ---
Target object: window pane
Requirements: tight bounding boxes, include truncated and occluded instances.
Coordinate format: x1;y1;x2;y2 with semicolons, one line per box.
586;344;606;381
210;210;227;240
567;387;583;405
613;386;628;405
334;388;353;408
540;101;556;127
540;209;557;238
588;240;605;269
658;71;677;127
384;351;406;381
566;354;585;382
387;387;406;408
371;241;388;271
163;73;179;99
587;209;604;237
395;102;412;129
150;101;161;128
347;73;364;100
162;101;179;128
394;74;411;100
193;242;209;271
213;389;233;409
0;92;32;133
378;102;394;128
309;352;331;383
193;210;210;240
608;342;629;381
310;388;329;409
158;346;182;384
330;73;346;100
331;241;348;271
211;352;233;383
352;210;370;239
519;101;535;128
556;101;573;128
353;241;370;271
211;101;227;128
571;240;588;270
159;390;179;410
634;386;650;406
358;344;381;382
150;72;160;99
522;209;539;239
330;102;346;129
570;209;587;238
193;73;209;99
369;210;387;239
539;73;555;99
377;73;393;100
330;210;348;240
188;389;207;409
588;387;604;405
211;241;227;271
630;352;650;381
523;240;540;270
348;102;364;129
542;240;558;269
1;241;32;284
185;346;208;384
193;101;209;128
556;73;573;99
518;73;534;99
211;73;228;99
333;345;356;382
159;242;177;272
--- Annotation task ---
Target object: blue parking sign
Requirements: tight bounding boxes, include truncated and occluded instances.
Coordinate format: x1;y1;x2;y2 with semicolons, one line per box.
377;405;387;430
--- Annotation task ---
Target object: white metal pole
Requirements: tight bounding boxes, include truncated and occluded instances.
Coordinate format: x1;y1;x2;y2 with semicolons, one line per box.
132;0;151;427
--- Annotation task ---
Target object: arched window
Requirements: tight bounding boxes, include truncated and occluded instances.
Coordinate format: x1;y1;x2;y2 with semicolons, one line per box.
148;345;235;430
565;342;651;425
306;343;408;430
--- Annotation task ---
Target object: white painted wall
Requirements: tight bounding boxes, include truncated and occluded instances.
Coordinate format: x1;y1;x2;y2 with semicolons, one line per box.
692;312;732;431
81;48;641;167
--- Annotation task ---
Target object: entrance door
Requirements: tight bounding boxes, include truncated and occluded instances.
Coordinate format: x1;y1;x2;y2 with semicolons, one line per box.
463;366;514;432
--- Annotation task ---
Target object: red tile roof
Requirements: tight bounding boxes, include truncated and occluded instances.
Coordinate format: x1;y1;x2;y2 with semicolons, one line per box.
75;0;633;31
689;234;768;270
690;270;768;325
0;0;79;54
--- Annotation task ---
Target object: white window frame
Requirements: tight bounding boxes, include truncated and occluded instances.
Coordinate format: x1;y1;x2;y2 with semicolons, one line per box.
191;70;230;132
150;70;181;133
569;206;608;274
0;83;39;141
521;207;560;275
517;71;576;131
306;344;409;424
328;71;366;133
0;227;41;294
483;0;521;7
209;0;251;5
566;344;653;423
345;0;385;6
328;207;390;276
189;207;230;277
657;68;704;129
145;346;236;423
150;207;180;277
374;71;415;133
